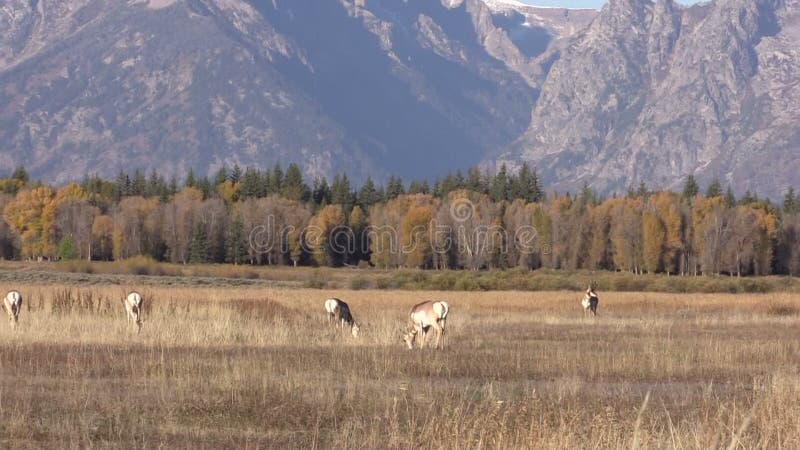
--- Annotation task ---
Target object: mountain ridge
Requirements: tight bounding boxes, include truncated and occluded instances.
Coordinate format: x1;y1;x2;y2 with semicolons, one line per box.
1;0;588;184
1;0;799;199
498;0;800;198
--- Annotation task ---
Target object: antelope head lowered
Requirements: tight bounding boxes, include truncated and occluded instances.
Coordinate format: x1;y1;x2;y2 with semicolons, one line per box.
125;291;144;333
324;298;360;337
3;290;22;328
403;301;449;350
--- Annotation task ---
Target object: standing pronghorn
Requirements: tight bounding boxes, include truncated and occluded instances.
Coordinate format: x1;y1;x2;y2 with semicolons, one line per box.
403;301;449;350
582;285;599;317
124;291;144;334
324;298;360;337
3;290;22;328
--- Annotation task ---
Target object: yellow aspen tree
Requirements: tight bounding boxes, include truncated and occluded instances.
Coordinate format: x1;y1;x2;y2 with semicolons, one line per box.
546;196;572;269
588;201;613;270
92;215;115;260
402;205;433;269
692;195;728;274
3;186;56;259
532;203;552;268
642;210;665;273
752;205;778;275
217;180;241;204
348;205;368;264
650;192;683;274
308;204;345;266
610;198;643;273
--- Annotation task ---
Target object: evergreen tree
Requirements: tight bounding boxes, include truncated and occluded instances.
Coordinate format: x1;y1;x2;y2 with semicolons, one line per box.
432;179;442;197
225;217;247;265
682;175;699;199
240;167;261;199
636;180;649;199
439;172;462;197
357;177;380;208
466;167;486;194
454;169;465;190
331;174;353;206
57;237;78;261
189;222;210;264
724;185;736;207
510;163;534;202
386;176;405;199
490;164;510;202
11;166;29;183
282;163;310;201
168;177;179;196
783;187;796;214
229;164;243;184
706;178;723;198
408;180;430;195
269;164;284;194
114;170;131;201
579;181;596;206
740;190;756;205
147;170;168;201
131;169;147;196
312;177;332;206
214;167;228;187
375;184;387;204
185;168;197;188
530;166;544;202
196;177;212;199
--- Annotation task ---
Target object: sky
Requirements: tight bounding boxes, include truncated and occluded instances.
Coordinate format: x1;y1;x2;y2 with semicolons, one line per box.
520;0;701;8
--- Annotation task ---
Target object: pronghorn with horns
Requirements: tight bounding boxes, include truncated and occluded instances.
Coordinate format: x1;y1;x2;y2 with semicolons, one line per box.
124;291;144;333
581;284;599;317
3;290;22;328
403;301;449;350
324;298;360;337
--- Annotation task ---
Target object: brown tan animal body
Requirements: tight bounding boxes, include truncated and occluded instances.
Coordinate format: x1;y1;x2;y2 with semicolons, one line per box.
3;290;22;328
324;298;360;337
125;291;144;333
582;287;599;317
403;301;449;350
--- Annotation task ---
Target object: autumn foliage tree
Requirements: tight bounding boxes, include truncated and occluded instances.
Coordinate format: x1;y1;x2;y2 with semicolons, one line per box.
0;165;797;277
4;186;56;259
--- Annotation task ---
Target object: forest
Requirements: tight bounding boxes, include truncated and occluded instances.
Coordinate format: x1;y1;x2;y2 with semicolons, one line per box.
1;164;799;277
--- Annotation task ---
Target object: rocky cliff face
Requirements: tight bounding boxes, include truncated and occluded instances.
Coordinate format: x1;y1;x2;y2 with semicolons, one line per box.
0;0;588;184
501;0;800;198
4;0;795;198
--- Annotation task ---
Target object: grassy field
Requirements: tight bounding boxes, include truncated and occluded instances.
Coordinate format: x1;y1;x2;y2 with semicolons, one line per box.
1;285;800;448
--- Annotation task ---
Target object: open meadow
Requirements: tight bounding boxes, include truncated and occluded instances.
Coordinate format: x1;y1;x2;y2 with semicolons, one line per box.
1;284;800;448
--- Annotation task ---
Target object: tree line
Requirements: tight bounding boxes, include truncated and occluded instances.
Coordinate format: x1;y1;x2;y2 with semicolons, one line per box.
1;165;799;277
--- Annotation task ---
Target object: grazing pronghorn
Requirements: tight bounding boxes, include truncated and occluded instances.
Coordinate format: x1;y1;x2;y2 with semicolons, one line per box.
124;291;144;333
324;298;360;337
3;290;22;328
582;285;599;317
403;301;449;350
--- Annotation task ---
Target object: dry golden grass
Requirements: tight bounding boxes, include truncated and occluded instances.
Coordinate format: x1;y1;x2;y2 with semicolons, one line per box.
1;286;799;448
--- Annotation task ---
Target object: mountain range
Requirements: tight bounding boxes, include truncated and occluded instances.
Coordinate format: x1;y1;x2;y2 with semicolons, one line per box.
0;0;798;198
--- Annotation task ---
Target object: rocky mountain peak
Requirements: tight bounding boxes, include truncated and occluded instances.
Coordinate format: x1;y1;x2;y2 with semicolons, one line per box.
595;0;653;34
498;0;800;199
647;0;682;77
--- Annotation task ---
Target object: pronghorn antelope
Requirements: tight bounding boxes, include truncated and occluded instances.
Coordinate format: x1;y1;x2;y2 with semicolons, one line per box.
3;290;22;327
403;301;449;350
324;298;360;337
581;286;599;317
124;291;144;333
